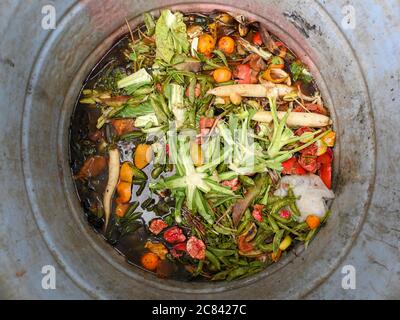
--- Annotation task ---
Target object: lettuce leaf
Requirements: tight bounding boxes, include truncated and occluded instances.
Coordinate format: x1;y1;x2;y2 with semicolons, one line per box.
155;9;190;64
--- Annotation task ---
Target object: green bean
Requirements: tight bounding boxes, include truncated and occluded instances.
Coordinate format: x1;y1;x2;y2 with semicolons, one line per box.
213;224;235;235
124;201;140;217
120;131;144;141
227;267;247;281
209;247;236;257
304;229;317;249
293;222;309;232
267;215;279;232
135;181;146;196
249;261;264;268
287;188;301;218
254;229;273;245
211;269;231;281
276;221;303;237
206;250;221;271
258;243;273;252
269;197;296;215
218;256;232;267
141;198;155;209
271;212;292;224
193;260;204;276
132;166;147;180
151;166;164;179
272;229;285;254
239;175;255;187
227;257;248;266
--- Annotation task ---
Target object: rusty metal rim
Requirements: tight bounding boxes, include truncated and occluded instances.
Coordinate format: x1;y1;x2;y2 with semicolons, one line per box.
20;0;376;298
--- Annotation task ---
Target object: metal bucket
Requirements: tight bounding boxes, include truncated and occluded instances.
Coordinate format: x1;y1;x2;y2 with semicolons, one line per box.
1;0;398;299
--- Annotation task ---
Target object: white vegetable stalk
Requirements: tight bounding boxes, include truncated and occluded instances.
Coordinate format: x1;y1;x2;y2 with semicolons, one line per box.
207;82;296;98
103;148;120;230
252;110;332;128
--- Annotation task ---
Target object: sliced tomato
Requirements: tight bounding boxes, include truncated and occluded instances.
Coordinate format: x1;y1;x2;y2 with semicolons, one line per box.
298;153;319;173
186;236;206;260
149;219;168;235
282;157;307;175
163;226;186;244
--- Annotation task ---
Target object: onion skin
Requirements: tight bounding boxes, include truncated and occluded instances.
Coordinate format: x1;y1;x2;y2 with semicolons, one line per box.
103;148;120;231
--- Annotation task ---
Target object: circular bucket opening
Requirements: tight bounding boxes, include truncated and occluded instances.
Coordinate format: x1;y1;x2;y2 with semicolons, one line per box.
22;1;374;299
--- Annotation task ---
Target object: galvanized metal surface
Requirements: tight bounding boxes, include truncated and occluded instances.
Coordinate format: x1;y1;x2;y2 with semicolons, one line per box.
0;0;398;299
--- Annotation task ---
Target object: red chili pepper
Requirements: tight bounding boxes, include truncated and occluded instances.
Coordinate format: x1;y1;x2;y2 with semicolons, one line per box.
317;148;333;189
165;143;170;156
186;236;206;260
163;226;186;244
149;219;168;235
170;242;187;258
282;157;306;175
252;204;264;222
252;31;262;46
279;210;291;219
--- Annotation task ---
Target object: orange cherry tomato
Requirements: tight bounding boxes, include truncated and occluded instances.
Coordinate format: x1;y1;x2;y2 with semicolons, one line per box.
213;68;232;83
197;34;215;56
306;214;321;230
218;36;235;54
140;252;160;271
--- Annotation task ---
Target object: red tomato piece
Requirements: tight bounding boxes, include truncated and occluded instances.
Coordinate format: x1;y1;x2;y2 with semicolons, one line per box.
252;31;263;45
186;236;206;260
317;147;333;165
298;153;319;173
252;204;264;222
149;219;168;235
221;177;240;191
279;210;291;219
319;163;332;189
295;127;313;136
163;226;186;244
237;235;254;253
199;117;215;129
281;157;307;175
170;242;187;258
233;64;254;84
